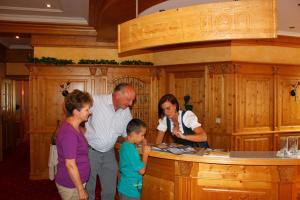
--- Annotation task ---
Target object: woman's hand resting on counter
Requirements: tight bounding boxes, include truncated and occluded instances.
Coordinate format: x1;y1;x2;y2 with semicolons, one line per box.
172;129;186;139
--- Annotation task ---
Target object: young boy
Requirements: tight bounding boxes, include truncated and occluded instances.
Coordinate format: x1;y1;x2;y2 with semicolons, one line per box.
118;118;151;200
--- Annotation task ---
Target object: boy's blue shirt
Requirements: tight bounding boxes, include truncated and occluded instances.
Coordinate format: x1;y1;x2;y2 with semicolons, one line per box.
118;141;145;198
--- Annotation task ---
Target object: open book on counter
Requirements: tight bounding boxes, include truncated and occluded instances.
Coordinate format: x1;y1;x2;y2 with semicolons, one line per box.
151;143;230;157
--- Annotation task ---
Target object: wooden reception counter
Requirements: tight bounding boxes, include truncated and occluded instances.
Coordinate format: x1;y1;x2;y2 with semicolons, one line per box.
141;151;300;200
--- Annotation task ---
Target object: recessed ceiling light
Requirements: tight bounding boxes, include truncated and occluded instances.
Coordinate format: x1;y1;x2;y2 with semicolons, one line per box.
15;35;20;39
289;26;296;29
46;4;51;8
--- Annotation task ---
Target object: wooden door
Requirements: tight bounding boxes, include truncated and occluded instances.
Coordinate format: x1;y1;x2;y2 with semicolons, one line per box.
1;79;16;156
169;71;206;127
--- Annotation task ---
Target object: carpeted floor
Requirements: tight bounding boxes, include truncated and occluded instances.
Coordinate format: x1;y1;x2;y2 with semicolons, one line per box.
0;142;61;200
0;143;106;200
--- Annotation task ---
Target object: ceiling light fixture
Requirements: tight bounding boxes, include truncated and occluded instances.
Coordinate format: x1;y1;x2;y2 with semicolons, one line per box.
46;4;51;8
15;35;20;39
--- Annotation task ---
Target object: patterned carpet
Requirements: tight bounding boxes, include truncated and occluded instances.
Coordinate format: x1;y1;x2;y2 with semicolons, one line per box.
0;143;106;200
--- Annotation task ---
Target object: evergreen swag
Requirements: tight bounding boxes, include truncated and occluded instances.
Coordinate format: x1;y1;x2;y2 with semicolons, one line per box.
28;57;154;66
78;59;119;65
27;56;74;65
120;60;153;65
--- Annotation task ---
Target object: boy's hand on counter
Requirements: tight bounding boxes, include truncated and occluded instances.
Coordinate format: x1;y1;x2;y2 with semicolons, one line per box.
142;138;148;146
143;145;151;154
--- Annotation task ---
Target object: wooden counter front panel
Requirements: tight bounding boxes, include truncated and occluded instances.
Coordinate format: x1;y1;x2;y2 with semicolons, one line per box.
142;159;300;200
233;134;273;151
175;162;278;200
142;157;175;200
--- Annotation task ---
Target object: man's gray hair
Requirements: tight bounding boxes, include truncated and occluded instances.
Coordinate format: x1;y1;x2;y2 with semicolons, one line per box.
113;83;132;93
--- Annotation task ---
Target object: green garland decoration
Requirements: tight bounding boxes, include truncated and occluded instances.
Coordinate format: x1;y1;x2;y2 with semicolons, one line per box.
120;60;153;65
28;57;154;66
78;59;119;65
28;56;75;65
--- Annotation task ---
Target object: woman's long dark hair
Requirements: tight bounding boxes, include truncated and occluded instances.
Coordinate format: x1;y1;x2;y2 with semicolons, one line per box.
158;94;179;119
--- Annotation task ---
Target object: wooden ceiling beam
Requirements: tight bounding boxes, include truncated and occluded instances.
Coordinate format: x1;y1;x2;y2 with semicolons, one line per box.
0;21;97;36
31;34;116;48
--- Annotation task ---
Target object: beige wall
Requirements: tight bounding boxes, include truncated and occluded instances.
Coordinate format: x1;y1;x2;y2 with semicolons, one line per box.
34;43;300;66
6;63;29;75
231;45;300;65
153;46;231;65
153;45;300;65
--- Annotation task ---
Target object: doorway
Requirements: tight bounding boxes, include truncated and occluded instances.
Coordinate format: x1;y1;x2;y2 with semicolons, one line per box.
1;78;29;161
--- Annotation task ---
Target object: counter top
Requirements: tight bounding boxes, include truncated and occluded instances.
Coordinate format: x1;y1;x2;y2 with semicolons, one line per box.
147;150;300;165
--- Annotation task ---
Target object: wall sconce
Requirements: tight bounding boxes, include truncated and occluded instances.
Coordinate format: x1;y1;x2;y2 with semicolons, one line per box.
290;81;300;99
60;81;71;97
184;95;193;111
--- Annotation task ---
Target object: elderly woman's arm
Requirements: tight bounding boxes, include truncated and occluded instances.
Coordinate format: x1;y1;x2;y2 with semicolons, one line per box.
65;159;88;200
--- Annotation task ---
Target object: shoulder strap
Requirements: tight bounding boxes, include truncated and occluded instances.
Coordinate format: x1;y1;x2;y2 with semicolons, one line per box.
181;111;193;134
166;117;171;133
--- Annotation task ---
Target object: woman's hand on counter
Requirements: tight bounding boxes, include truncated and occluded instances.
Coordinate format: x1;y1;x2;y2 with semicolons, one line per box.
172;130;186;139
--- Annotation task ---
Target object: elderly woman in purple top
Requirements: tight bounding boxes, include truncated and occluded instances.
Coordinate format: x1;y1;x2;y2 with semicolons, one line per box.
55;89;93;200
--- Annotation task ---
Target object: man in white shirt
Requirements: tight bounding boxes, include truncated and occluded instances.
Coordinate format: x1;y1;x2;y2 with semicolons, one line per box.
85;83;135;200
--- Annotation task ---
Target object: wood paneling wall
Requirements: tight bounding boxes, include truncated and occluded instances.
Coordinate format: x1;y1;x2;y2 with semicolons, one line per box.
5;49;32;63
159;62;300;151
28;64;159;179
29;61;300;179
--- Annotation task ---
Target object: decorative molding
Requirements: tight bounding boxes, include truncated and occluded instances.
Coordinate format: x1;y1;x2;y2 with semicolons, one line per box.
0;21;97;36
278;31;300;38
221;64;230;74
100;67;108;76
0;13;88;25
31;35;116;48
278;166;295;182
0;6;63;13
150;68;161;79
208;63;239;77
272;66;278;75
27;66;39;76
89;67;97;76
207;64;215;78
8;44;32;50
233;64;240;74
178;161;193;177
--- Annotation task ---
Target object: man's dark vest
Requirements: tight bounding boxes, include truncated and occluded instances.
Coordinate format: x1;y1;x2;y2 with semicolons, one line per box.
166;111;209;148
